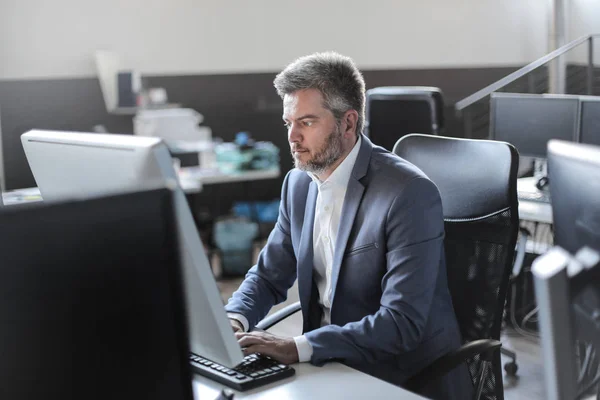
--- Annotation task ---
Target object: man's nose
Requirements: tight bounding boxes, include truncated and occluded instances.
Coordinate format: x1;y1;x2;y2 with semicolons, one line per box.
288;124;301;144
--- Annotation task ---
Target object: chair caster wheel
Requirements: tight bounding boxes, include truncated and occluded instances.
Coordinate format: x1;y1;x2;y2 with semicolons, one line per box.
504;362;518;377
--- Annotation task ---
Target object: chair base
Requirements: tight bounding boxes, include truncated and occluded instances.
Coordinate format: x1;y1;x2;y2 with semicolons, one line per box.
501;347;518;377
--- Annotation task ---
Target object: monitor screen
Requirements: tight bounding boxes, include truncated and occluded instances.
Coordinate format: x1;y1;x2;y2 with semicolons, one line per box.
0;189;193;399
579;98;600;146
21;130;245;368
490;93;579;158
548;140;600;254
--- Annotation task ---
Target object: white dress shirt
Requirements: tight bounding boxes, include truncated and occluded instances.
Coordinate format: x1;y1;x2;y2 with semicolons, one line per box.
229;137;362;363
294;136;362;362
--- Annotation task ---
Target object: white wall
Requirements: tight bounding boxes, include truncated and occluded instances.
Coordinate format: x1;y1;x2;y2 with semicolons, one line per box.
568;0;600;64
0;0;550;80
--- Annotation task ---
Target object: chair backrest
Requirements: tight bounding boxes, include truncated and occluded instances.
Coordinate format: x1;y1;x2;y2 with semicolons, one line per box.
365;86;444;152
394;134;520;399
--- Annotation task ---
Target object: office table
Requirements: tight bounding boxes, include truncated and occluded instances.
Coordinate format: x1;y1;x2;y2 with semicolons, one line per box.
179;167;280;193
518;199;552;225
193;361;426;400
517;177;553;225
1;167;281;204
517;177;554;257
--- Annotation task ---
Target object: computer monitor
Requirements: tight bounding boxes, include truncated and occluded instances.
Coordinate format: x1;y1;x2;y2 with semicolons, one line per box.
0;188;193;400
490;93;580;159
547;140;600;254
540;140;600;399
532;246;600;400
578;96;600;147
21;130;245;368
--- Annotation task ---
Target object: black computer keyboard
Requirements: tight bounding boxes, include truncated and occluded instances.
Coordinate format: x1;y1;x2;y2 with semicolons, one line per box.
189;353;295;391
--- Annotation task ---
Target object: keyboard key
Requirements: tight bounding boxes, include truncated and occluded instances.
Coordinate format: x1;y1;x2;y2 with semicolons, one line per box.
235;374;246;380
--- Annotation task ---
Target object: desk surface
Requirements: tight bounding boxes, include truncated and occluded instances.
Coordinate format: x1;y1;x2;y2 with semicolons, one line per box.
179;167;280;190
1;167;281;202
518;199;553;224
193;362;425;400
517;177;553;224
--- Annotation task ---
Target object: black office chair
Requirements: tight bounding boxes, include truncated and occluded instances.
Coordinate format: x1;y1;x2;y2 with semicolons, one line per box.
393;134;519;400
364;86;444;152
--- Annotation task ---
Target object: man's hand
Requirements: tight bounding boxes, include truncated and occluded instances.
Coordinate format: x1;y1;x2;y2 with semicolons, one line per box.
229;318;244;333
235;331;299;365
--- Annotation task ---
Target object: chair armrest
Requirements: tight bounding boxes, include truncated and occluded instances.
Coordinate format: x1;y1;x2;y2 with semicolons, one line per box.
255;301;302;331
405;339;502;391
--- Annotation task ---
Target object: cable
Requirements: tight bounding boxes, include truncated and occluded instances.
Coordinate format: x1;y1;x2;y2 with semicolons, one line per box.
576;370;600;400
509;283;540;340
578;344;593;383
521;306;539;326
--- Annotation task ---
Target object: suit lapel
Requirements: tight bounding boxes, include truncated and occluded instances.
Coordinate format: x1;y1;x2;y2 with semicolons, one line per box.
298;181;317;326
329;135;372;310
329;178;365;308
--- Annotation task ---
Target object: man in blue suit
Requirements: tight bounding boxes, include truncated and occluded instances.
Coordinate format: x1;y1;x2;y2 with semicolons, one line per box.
225;52;472;399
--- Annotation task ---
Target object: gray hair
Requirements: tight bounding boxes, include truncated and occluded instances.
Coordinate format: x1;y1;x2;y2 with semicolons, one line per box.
273;52;366;137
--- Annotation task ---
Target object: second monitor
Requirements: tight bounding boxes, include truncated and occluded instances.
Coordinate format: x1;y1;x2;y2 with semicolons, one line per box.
490;92;580;159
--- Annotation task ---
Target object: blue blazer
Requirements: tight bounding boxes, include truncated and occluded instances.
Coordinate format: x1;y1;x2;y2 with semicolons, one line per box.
226;135;472;399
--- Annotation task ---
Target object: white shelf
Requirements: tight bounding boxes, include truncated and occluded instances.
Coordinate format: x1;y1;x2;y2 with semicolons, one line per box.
109;103;182;116
179;167;280;185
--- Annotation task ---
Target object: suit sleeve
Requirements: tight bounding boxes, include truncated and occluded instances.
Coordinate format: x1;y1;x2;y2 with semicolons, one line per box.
224;172;298;330
304;177;445;365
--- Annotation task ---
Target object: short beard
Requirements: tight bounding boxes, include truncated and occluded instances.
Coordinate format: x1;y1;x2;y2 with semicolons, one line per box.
293;124;345;175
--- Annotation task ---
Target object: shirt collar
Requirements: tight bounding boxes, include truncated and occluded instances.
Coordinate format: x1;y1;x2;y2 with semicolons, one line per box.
308;136;362;187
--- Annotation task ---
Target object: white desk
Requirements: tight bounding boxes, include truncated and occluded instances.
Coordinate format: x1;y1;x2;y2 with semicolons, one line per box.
1;167;281;203
2;187;43;206
193;362;426;400
179;167;280;193
518;200;553;225
517;177;553;224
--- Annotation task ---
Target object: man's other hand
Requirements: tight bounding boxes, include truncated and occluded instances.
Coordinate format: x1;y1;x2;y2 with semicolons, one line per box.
235;331;299;365
229;318;244;333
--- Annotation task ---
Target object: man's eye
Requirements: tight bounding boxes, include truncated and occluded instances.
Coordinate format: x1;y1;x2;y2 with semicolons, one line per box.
303;121;313;127
283;123;291;129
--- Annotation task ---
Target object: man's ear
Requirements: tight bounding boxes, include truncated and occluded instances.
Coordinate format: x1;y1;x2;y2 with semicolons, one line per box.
342;110;359;138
